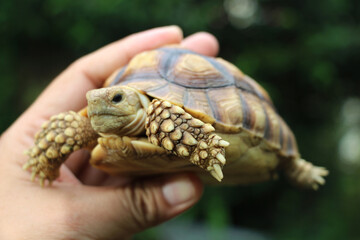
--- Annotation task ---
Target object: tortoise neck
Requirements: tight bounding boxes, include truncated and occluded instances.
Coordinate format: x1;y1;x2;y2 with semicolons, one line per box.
116;91;150;136
117;108;147;136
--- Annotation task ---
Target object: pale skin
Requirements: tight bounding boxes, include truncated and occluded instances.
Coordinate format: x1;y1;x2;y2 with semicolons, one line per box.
0;26;219;239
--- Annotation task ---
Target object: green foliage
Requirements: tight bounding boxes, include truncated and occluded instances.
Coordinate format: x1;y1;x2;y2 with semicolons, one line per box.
2;0;360;239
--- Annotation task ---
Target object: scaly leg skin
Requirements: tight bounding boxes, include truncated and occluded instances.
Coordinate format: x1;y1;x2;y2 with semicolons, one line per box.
145;99;230;182
23;111;98;186
285;158;329;190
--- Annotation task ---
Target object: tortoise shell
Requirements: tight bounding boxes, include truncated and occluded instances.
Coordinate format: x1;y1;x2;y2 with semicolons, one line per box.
104;47;299;159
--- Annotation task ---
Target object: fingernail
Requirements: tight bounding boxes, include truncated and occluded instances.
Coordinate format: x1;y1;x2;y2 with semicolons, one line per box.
166;25;182;35
162;175;196;206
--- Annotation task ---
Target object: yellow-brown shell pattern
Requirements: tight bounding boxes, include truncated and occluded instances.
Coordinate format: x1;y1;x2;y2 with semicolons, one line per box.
106;47;298;158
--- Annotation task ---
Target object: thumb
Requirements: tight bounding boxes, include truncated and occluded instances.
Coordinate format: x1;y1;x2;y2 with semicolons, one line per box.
77;173;203;239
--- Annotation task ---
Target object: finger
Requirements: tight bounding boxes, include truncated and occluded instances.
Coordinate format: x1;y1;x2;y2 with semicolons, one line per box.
57;165;82;185
27;26;184;117
78;25;183;83
64;149;90;175
74;173;203;239
63;148;116;186
76;164;108;186
181;32;219;57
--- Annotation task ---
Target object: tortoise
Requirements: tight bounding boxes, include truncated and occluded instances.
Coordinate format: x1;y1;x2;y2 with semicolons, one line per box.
23;46;328;189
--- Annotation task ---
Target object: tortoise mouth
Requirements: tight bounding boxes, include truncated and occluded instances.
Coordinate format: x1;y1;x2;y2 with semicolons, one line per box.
89;114;123;134
88;110;125;118
90;114;118;123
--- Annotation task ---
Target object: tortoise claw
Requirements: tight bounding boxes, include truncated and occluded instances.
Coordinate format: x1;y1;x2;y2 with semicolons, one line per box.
208;163;224;182
216;153;226;165
213;164;223;179
23;160;58;186
210;170;223;182
218;140;230;147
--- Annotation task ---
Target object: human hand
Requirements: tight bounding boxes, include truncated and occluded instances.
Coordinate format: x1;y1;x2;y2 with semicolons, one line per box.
0;26;219;239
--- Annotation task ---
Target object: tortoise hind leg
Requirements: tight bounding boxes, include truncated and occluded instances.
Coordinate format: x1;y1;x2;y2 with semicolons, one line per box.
23;111;98;186
284;158;329;190
145;99;230;182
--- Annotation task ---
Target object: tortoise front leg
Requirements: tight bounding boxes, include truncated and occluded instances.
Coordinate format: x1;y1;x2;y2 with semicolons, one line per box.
23;110;98;186
145;99;230;182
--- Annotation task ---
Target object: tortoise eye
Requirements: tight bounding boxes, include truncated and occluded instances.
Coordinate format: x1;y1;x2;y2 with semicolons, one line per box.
112;93;123;103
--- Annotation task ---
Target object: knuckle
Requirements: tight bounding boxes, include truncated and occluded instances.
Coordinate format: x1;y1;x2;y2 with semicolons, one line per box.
122;180;162;230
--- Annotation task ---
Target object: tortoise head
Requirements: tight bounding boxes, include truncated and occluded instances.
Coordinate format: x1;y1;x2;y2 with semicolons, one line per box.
86;86;150;136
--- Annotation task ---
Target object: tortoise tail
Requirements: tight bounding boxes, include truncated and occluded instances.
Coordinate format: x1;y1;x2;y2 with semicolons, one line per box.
285;158;329;190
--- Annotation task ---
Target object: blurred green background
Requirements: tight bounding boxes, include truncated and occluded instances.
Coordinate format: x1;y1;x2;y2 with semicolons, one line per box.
1;0;360;239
